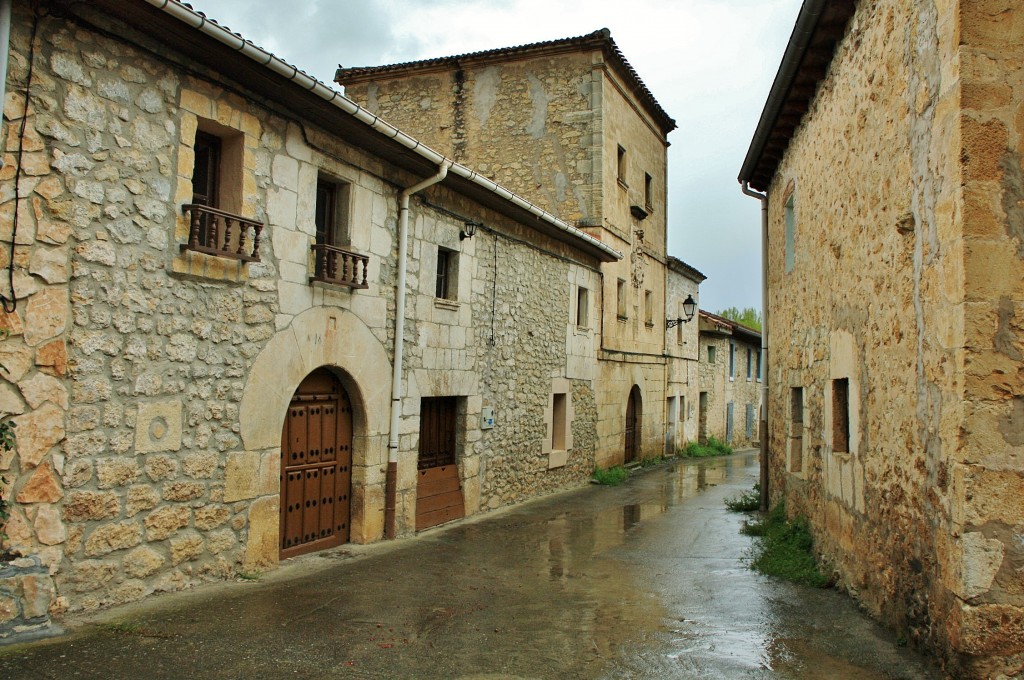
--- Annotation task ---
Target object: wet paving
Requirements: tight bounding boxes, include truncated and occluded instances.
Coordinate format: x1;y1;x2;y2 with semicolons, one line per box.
0;451;939;679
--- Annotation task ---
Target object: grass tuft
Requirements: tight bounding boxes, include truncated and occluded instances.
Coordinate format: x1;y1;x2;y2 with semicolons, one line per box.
724;483;761;512
680;435;732;458
742;503;829;588
592;465;628;486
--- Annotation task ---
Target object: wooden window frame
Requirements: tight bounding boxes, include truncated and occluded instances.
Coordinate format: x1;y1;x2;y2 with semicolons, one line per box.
436;247;456;300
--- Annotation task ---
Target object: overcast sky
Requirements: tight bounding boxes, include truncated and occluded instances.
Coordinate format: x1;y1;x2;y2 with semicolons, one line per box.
183;0;803;314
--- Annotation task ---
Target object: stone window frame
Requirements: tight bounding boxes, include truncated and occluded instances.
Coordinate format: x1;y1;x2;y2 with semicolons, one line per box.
435;246;458;301
575;285;589;329
542;377;575;469
616;278;628;320
644;172;653;211
314;174;352;249
644;289;654;327
707;345;716;364
173;89;262;281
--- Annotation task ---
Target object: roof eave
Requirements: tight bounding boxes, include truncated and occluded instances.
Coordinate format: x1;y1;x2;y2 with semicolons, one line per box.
737;0;857;192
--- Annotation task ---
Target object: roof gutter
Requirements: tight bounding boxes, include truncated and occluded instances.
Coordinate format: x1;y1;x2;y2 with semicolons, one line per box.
737;0;827;186
141;0;621;262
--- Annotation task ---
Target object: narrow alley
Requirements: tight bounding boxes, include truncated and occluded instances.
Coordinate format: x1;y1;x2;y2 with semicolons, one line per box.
0;452;936;679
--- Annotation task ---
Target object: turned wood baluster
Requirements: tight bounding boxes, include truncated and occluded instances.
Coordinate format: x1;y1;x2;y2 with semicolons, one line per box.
237;223;248;256
222;217;234;255
327;249;337;281
208;214;219;250
189;208;202;248
251;224;262;260
319;247;328;278
341;252;349;284
360;257;368;287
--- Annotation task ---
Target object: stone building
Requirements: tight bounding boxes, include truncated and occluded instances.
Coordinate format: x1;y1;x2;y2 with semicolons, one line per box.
664;257;704;452
336;30;679;468
739;0;1024;675
0;0;627;632
697;311;761;449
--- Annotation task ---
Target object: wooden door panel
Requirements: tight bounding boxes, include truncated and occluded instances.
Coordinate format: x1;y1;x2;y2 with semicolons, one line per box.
416;400;464;531
280;369;352;559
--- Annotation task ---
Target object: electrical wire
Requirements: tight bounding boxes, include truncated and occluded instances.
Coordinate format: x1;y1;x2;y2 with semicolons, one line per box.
3;5;42;313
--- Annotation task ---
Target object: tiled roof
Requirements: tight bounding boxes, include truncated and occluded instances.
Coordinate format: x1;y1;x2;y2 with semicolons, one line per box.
335;29;676;134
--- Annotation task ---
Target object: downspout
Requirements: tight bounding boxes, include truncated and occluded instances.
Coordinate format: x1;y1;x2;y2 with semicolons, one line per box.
385;161;451;540
741;181;770;512
0;0;12;170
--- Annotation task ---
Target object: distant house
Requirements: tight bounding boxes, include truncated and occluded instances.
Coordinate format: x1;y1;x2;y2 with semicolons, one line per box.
336;29;681;468
664;257;705;453
697;311;760;449
739;0;1024;676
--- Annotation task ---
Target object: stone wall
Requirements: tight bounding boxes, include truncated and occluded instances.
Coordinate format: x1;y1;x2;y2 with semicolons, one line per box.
340;43;675;470
343;53;599;225
697;330;760;449
762;0;1023;675
0;2;611;629
665;267;700;449
953;0;1024;675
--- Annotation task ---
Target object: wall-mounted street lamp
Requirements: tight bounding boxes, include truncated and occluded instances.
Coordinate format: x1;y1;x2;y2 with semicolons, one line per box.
461;220;482;240
666;294;697;328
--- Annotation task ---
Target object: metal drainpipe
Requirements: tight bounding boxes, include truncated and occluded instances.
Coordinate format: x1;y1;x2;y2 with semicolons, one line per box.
741;181;770;511
0;0;12;170
385;162;451;540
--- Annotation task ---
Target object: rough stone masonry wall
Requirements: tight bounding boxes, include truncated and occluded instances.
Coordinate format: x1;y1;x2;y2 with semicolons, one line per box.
765;0;968;671
953;0;1024;675
697;334;728;445
469;226;597;509
345;52;600;225
0;9;302;613
724;336;761;450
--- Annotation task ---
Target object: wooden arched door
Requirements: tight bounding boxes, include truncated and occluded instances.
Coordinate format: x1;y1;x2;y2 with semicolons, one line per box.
280;368;352;559
624;385;642;463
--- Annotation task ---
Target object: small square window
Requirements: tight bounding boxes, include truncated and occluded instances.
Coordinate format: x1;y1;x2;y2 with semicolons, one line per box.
551;393;567;451
576;286;589;327
616;278;627;319
436;247;456;300
832;378;850;453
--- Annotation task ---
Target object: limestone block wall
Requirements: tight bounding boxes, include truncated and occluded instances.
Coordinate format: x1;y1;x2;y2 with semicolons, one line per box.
592;360;666;469
665;269;700;449
697;334;728;445
343;52;600;225
761;0;1022;674
951;0;1024;674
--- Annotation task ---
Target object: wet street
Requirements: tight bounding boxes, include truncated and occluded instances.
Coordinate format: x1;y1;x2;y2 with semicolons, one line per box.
0;451;937;679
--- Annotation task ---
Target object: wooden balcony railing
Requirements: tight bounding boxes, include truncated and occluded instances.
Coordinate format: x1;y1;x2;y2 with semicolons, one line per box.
310;244;370;289
181;204;263;262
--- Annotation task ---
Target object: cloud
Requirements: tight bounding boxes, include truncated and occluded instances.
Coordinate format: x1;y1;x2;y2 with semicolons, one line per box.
184;0;804;312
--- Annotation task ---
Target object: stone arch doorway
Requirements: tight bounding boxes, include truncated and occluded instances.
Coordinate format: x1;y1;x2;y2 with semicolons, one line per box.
279;367;353;559
625;385;642;464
